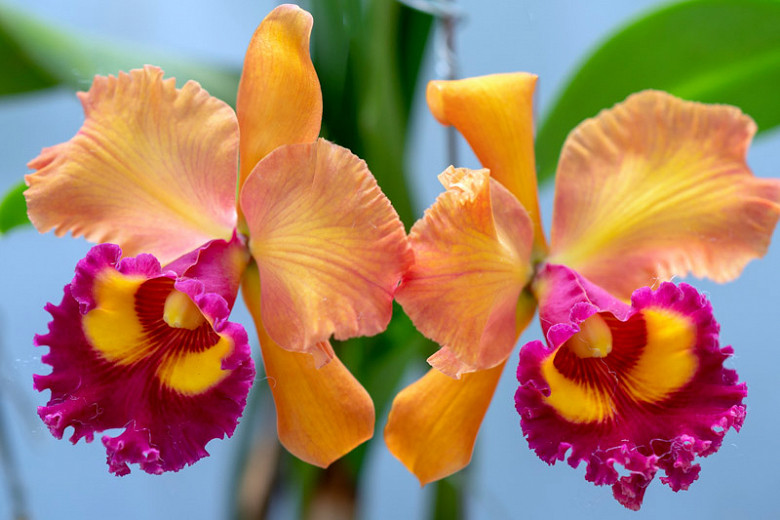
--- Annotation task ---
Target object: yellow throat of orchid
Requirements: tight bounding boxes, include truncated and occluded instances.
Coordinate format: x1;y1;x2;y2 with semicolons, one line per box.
164;290;206;330
566;314;613;359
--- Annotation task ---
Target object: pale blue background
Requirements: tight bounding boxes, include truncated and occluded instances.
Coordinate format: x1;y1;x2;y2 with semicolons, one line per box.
1;1;778;519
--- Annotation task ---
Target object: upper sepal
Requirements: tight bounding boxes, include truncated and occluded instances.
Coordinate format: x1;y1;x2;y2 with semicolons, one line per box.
236;3;322;187
426;73;545;250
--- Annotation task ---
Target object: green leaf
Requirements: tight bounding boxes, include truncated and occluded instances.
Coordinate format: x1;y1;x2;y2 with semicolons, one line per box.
431;473;466;520
309;0;363;153
536;0;780;183
0;181;29;235
310;0;433;229
0;3;240;104
353;0;433;229
396;3;434;126
0;11;57;95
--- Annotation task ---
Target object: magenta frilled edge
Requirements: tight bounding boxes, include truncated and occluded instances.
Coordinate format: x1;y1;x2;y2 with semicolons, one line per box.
35;240;255;475
516;264;747;510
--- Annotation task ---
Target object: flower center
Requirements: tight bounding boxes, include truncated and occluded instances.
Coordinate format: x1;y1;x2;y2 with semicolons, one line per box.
566;314;613;358
163;290;206;329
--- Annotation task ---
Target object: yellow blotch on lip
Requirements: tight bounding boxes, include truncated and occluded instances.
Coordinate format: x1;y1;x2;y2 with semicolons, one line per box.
540;308;699;425
82;269;233;394
156;337;233;395
567;314;613;359
541;365;616;423
541;314;617;423
164;290;206;329
162;290;231;394
623;307;698;403
82;270;148;364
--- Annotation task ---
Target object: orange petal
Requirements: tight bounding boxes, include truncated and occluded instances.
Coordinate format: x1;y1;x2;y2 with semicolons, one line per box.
549;91;780;298
240;139;410;357
426;73;545;252
242;263;374;467
384;362;506;485
236;4;322;188
25;66;238;264
395;167;534;377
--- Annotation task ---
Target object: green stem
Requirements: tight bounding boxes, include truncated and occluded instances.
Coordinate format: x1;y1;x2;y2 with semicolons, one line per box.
431;473;466;520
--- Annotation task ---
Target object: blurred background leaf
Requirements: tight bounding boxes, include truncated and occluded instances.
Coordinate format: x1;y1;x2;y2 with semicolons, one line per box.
0;2;241;103
536;0;780;183
310;0;432;228
0;180;27;235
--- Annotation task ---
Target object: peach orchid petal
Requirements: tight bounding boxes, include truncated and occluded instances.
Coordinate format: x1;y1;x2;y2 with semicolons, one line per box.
395;167;534;377
25;66;238;264
549;91;780;299
242;264;374;467
426;73;545;252
384;362;506;485
236;3;322;188
240;139;411;357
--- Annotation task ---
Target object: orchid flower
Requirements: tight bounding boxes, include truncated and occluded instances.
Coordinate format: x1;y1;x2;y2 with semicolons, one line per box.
384;73;780;508
26;4;410;474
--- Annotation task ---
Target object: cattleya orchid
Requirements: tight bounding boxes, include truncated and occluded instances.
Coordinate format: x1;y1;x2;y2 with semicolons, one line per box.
384;73;780;509
27;4;410;474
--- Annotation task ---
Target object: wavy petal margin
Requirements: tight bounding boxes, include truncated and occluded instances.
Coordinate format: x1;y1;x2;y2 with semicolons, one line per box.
549;90;780;298
384;362;505;485
241;139;411;360
242;263;374;466
396;167;534;377
34;244;255;475
25;66;239;264
426;73;545;251
516;264;746;510
236;3;322;188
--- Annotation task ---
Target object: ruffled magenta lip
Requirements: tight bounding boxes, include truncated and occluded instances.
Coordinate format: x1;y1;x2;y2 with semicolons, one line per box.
515;264;747;510
34;243;255;476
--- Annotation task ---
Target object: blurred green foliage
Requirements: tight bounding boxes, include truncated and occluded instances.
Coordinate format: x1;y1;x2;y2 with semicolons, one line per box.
309;0;432;229
536;0;780;182
0;3;241;101
0;180;26;235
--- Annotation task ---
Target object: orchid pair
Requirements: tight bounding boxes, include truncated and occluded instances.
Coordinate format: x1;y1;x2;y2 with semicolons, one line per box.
27;4;409;474
384;74;780;509
26;3;780;512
